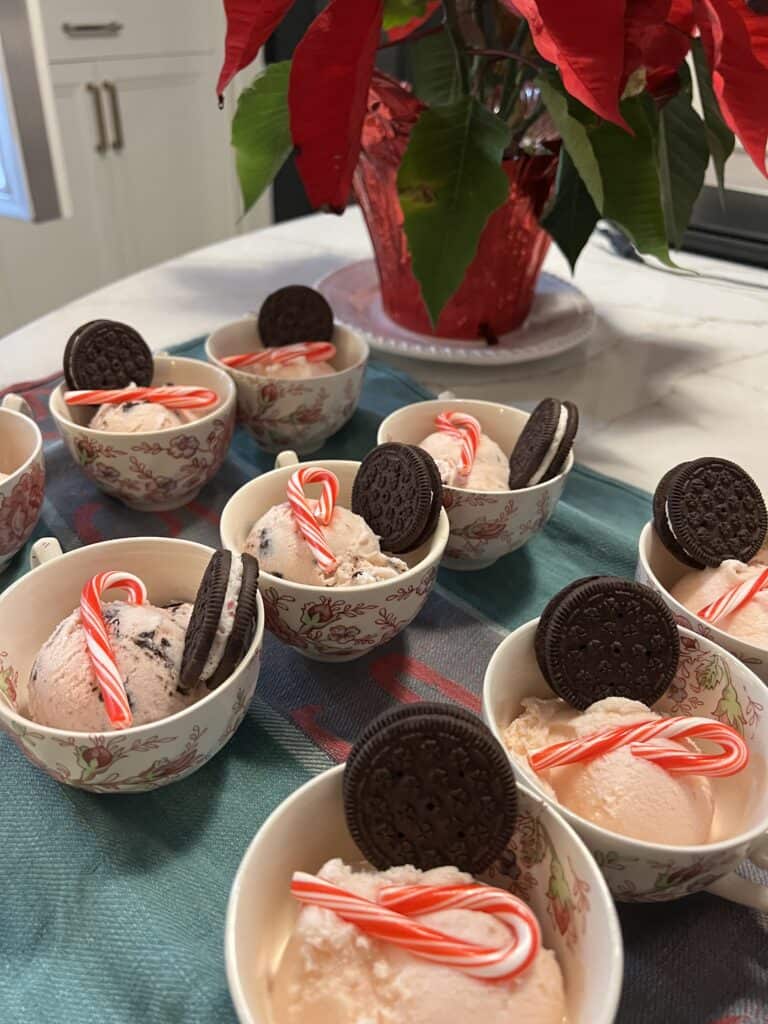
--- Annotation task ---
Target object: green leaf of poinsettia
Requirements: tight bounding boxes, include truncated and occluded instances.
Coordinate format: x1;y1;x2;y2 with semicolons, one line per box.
590;96;674;267
536;77;604;212
232;61;292;215
383;0;431;30
411;30;463;107
658;68;709;248
398;97;511;324
691;38;735;195
542;149;600;270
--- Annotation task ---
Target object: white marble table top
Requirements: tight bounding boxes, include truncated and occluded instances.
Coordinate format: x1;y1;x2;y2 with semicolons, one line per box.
1;208;766;494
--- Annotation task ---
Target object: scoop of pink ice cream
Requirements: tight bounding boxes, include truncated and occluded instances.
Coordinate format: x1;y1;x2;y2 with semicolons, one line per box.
670;547;768;649
245;502;407;587
418;430;509;491
505;696;716;845
24;601;203;731
89;400;194;432
240;356;335;380
271;859;566;1024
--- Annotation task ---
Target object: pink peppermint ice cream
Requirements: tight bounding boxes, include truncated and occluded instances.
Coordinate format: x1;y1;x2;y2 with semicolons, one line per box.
89;396;202;432
271;858;566;1024
239;353;335;380
418;430;508;491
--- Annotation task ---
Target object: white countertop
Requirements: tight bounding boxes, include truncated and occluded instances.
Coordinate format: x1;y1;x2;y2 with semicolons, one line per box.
2;208;766;494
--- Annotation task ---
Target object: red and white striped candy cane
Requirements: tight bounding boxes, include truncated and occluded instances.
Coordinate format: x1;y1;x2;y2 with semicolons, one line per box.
65;386;218;409
222;342;336;370
529;716;748;777
286;467;340;574
435;411;482;476
697;566;768;624
80;571;148;730
291;874;541;982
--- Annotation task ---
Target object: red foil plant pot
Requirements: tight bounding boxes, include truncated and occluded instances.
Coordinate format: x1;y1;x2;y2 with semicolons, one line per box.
354;74;557;340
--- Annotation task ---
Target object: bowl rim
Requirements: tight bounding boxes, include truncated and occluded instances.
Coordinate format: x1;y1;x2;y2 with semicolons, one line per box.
220;458;450;595
205;317;370;384
377;397;575;497
224;762;624;1024
0;404;44;483
48;355;237;440
483;615;768;856
0;537;264;740
638;520;768;657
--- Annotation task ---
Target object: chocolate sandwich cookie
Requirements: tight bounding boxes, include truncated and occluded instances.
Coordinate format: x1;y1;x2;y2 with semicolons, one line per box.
344;702;518;873
655;458;767;569
507;398;579;489
64;319;154;392
180;549;260;692
535;576;679;710
257;285;334;347
352;443;443;554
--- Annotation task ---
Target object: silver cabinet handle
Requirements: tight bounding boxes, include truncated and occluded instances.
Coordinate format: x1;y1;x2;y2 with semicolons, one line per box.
63;21;123;38
103;81;124;152
85;83;107;154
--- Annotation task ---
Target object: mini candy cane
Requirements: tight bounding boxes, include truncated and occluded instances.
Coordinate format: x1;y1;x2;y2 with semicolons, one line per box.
222;342;336;370
65;386;218;409
529;717;748;777
435;411;482;476
286;467;340;574
80;571;148;730
697;566;768;624
291;874;541;982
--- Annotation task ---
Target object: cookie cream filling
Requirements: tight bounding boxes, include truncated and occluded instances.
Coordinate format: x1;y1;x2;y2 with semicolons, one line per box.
200;556;243;682
527;404;569;486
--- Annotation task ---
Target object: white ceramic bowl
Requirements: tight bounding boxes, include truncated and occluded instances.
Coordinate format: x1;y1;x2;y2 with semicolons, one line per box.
0;394;45;573
226;764;623;1024
0;536;263;792
206;318;368;454
483;619;768;906
49;355;236;511
377;397;573;570
637;520;768;682
220;452;449;662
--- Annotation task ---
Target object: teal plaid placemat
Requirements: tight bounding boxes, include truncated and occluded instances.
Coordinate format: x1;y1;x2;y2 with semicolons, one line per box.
1;340;766;1024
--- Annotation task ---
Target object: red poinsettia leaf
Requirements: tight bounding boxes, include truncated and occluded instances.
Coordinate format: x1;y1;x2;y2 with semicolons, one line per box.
217;0;296;96
289;0;384;211
695;0;768;174
625;0;694;98
508;0;629;129
730;0;768;70
386;1;441;42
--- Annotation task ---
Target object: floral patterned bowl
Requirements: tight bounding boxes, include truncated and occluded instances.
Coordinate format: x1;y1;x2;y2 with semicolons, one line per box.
637;521;768;684
49;355;236;511
225;764;623;1024
377;397;573;571
0;395;45;574
206;318;368;454
483;619;768;905
220;452;449;662
0;536;263;793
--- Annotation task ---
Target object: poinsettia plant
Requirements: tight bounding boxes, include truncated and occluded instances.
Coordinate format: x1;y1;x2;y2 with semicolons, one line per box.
220;0;768;325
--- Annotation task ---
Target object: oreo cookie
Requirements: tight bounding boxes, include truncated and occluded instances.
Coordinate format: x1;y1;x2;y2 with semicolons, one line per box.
257;285;334;348
343;702;518;873
180;550;260;692
535;576;679;710
655;458;767;568
352;444;443;554
64;319;154;391
508;398;579;489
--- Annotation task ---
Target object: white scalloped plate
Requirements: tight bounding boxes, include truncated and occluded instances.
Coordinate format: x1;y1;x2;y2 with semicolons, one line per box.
316;259;595;366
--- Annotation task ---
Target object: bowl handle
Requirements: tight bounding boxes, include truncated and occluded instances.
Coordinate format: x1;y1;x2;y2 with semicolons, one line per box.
2;393;34;420
30;538;64;570
275;450;299;469
705;833;768;911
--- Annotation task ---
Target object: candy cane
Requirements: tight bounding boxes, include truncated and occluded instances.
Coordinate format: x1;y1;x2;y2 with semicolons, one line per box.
291;874;541;983
435;412;482;476
286;468;340;574
697;566;768;624
66;386;218;409
529;717;748;778
222;342;336;370
80;571;148;730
